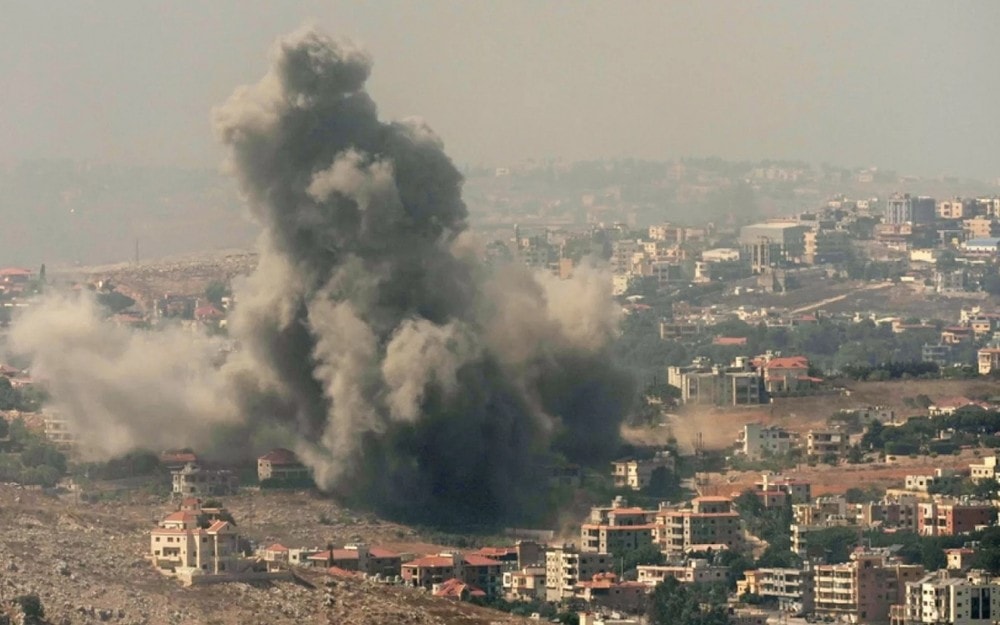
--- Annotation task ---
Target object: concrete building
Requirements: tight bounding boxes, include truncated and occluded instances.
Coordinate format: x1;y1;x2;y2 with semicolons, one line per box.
257;448;312;483
937;198;967;220
574;573;648;614
402;553;503;597
668;363;764;407
636;559;728;587
171;463;238;498
807;430;848;457
581;500;656;554
740;423;794;460
753;475;812;503
545;546;614;602
916;500;996;537
885;194;935;225
503;566;546;602
42;414;77;450
738;567;814;615
813;551;923;624
977;348;1000;375
739;222;810;271
970;456;999;483
963;217;1000;240
803;230;853;265
654;496;743;555
901;570;1000;625
611;451;675;491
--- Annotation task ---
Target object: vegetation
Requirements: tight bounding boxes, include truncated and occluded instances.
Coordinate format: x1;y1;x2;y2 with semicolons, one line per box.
0;418;68;487
647;577;729;625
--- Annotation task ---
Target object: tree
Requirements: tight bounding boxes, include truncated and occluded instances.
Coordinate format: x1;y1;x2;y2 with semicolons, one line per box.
14;594;44;624
647;577;729;625
205;280;230;305
983;274;1000;297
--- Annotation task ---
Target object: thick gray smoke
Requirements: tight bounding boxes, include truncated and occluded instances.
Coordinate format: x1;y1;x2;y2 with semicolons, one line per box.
12;26;632;523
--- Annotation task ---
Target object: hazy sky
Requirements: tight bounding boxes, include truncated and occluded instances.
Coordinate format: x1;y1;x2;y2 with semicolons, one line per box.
1;1;998;178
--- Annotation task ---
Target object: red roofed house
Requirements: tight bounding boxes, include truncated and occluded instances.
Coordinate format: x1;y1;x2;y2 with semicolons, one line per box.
402;553;503;597
713;336;748;347
760;355;815;393
305;544;402;577
150;508;241;583
160;449;199;472
194;304;225;323
574;573;648;613
928;397;991;417
257;448;312;483
433;578;487;601
0;268;34;285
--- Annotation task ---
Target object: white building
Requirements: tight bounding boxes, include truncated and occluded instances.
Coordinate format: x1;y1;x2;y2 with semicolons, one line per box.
741;423;794;460
545;546;614;602
902;570;1000;625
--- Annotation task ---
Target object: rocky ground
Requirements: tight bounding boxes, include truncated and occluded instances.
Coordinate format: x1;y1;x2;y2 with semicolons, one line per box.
0;486;529;625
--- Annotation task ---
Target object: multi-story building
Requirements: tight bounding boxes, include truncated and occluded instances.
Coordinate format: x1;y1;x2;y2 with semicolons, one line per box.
963;217;1000;240
739;222;810;271
502;566;546;602
754;475;812;503
937;198;967;220
611;451;675;491
573;572;648;614
654;496;743;555
171;462;238;498
901;570;1000;625
917;500;997;537
581;500;656;554
885;194;936;225
977;348;1000;375
42;413;77;450
807;430;848;457
738;566;814;615
970;456;999;483
668;362;764;407
148;500;257;585
813;551;923;623
803;230;853;265
544;546;614;602
402;553;503;597
740;423;794;460
859;496;919;532
636;559;728;587
257;448;312;483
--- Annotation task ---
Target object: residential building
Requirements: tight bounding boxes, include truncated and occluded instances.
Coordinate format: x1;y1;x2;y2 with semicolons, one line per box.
753;475;812;503
963;217;1000;240
977;348;1000;375
257;448;312;483
42;413;77;449
574;573;648;614
654;496;743;555
738;567;814;614
803;230;853;265
740;222;810;271
545;546;614;602
636;559;728;587
402;553;503;597
503;566;546;602
945;548;976;571
813;551;923;623
740;423;794;460
611;451;675;491
171;463;238;498
807;430;848;457
760;355;817;393
901;570;1000;625
668;362;764;407
305;544;402;577
859;496;919;533
922;344;953;367
937;198;967;220
148;500;262;585
917;500;997;537
970;456;999;483
962;238;1000;256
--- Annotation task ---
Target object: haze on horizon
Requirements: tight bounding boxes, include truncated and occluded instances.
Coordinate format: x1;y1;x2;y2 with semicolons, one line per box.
1;1;998;180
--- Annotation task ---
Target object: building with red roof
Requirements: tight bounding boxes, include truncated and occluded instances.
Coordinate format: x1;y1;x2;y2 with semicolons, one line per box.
304;544;402;577
402;552;503;597
433;578;486;600
574;573;648;613
257;448;312;483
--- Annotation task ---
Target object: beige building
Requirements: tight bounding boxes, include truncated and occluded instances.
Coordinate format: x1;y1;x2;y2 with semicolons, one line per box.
977;348;1000;375
611;451;675;491
545;546;614;602
503;566;546;601
257;448;312;482
901;570;1000;625
813;551;923;623
653;496;743;555
636;559;728;587
970;456;999;483
807;430;848;457
149;500;257;585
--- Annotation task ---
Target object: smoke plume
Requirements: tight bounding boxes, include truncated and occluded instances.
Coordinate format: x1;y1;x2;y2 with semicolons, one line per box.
11;26;632;523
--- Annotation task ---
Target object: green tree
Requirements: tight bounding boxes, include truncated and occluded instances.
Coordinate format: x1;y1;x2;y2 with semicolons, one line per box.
647;577;729;625
205;280;230;305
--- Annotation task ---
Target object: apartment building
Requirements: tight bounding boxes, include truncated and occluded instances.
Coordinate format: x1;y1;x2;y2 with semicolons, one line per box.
900;570;1000;625
402;553;503;597
738;567;814;615
545;546;614;602
807;430;848;457
977;348;1000;375
754;475;812;503
917;500;997;537
574;573;648;614
581;502;657;555
257;448;312;483
654;496;743;555
502;566;546;602
969;456;999;483
668;364;764;407
741;423;794;460
859;496;919;532
813;551;923;623
171;462;238;498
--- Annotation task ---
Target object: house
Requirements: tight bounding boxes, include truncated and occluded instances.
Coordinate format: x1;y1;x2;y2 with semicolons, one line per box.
148;500;276;586
806;429;848;457
257;448;312;483
305;544;402;577
929;397;991;416
740;423;794;460
738;567;814;615
753;475;812;503
402;553;503;597
611;451;675;491
636;559;728;587
160;449;199;472
760;356;817;393
978;348;1000;375
171;463;238;497
503;566;546;601
433;578;486;601
573;573;648;614
970;456;999;483
43;413;77;450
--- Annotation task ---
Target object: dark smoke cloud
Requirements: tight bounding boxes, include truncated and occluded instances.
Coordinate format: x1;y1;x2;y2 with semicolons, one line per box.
12;26;632;524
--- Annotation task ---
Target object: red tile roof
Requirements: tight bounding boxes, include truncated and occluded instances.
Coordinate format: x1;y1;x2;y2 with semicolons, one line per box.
258;448;301;465
162;511;199;523
462;555;502;567
403;555;456;569
713;336;748;346
765;356;809;369
368;547;400;559
265;543;289;552
327;566;363;578
207;520;230;532
433;578;486;599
